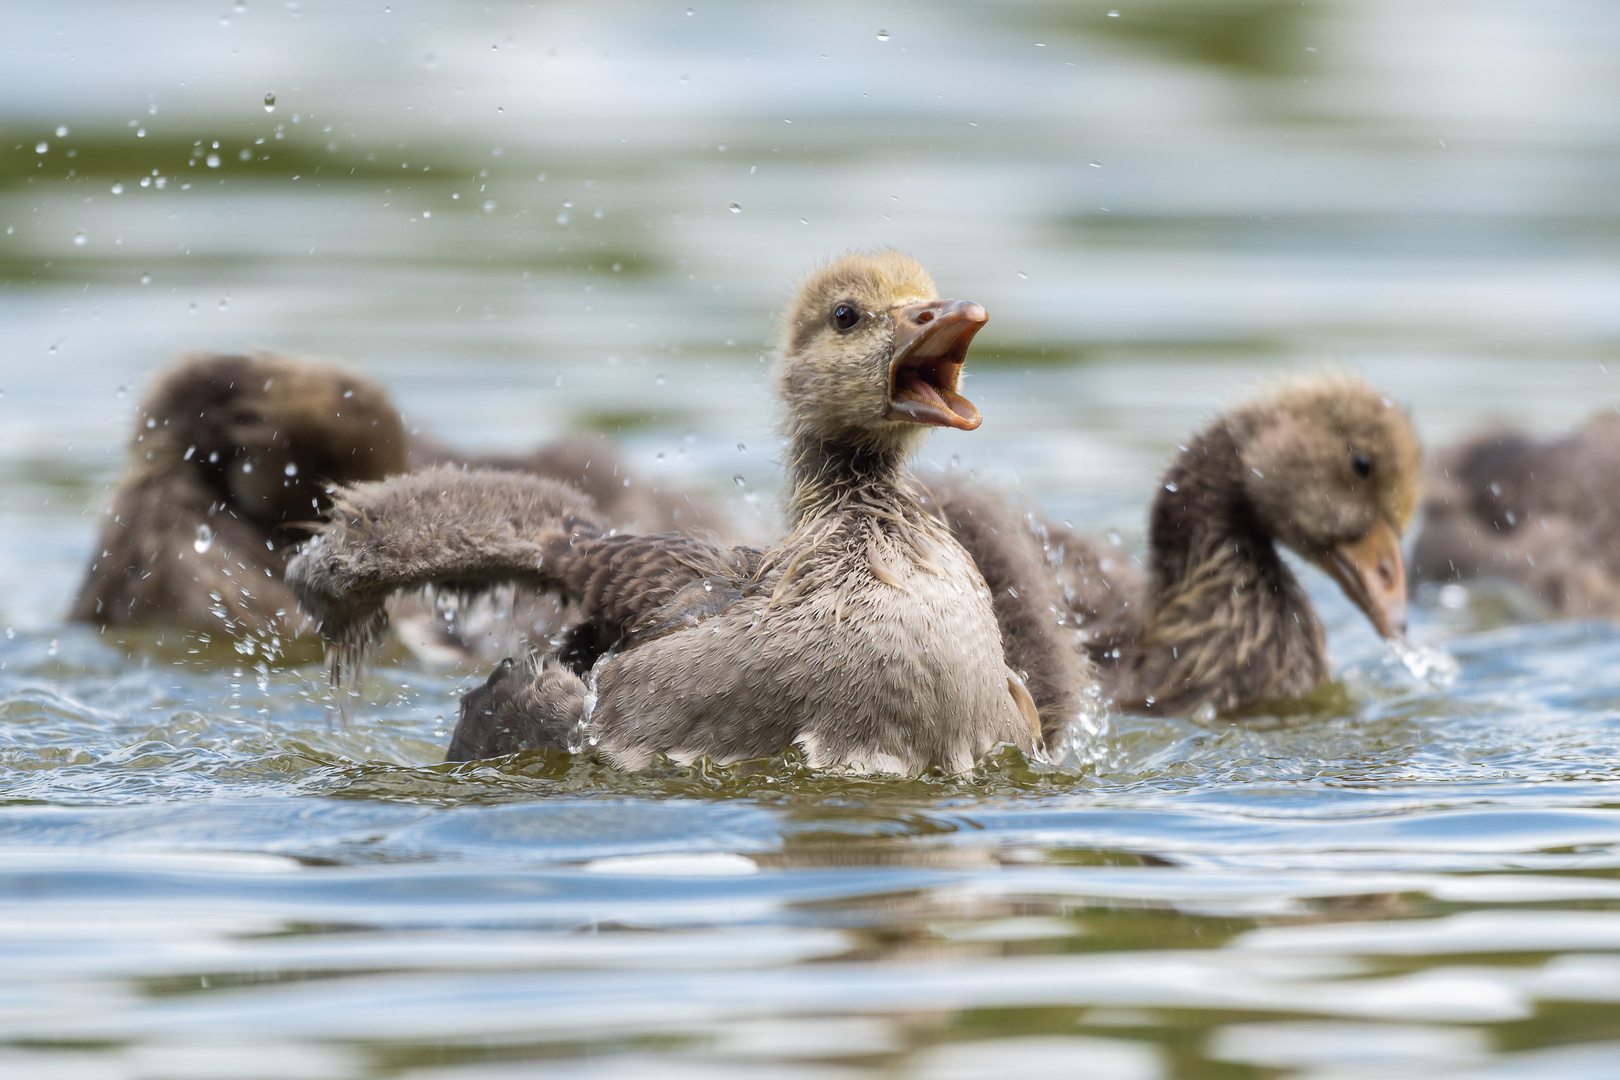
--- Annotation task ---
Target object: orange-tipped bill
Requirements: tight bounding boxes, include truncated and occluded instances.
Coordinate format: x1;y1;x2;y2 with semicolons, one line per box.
1321;517;1408;640
885;298;987;431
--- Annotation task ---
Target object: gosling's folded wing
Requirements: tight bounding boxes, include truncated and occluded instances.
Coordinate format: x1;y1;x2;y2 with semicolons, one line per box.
917;474;1095;744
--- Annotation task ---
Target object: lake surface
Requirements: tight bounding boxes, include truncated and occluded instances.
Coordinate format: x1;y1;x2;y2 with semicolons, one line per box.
4;1;1620;1076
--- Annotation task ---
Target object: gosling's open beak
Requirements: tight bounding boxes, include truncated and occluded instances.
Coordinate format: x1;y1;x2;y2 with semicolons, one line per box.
1320;517;1408;640
885;299;987;431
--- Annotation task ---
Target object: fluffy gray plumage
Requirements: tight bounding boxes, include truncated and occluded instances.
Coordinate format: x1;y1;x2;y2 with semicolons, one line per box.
286;466;601;677
936;374;1421;718
408;431;726;536
70;352;408;641
1412;413;1620;616
288;251;1041;774
914;475;1095;745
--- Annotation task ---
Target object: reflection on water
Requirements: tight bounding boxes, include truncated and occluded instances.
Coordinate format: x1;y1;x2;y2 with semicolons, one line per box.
4;1;1620;1076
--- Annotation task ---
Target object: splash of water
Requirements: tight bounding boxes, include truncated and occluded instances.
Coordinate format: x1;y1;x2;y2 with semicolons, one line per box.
1391;637;1460;689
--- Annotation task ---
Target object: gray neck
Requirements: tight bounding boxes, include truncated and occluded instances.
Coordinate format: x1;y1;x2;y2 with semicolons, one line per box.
783;429;915;525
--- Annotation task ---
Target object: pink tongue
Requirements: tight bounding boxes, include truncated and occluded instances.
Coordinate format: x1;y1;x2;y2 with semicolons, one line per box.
898;370;949;413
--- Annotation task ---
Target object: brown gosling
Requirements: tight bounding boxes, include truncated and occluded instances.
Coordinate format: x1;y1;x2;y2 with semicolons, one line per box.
71;352;727;652
935;373;1421;718
1412;411;1620;618
70;352;406;642
289;251;1050;773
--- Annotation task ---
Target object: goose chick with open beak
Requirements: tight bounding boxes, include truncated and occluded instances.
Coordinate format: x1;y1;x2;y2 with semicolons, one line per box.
289;251;1043;773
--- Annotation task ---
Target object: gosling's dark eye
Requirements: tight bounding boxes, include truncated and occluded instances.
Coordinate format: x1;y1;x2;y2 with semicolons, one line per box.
832;304;860;331
1351;452;1373;480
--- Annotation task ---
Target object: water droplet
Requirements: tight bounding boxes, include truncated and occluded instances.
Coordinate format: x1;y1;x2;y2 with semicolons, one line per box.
685;5;693;13
35;142;47;154
136;128;146;138
876;29;889;41
611;262;622;272
1089;160;1102;168
194;524;215;553
206;153;220;168
1016;271;1027;279
555;212;569;224
110;182;123;194
1164;481;1178;493
116;385;129;398
1107;529;1123;547
264;92;276;112
241;461;254;474
655;373;667;386
729;202;741;214
733;474;746;487
283;462;298;476
139;272;151;285
72;231;86;247
482;199;497;213
46;639;58;658
1107;9;1120;16
424;53;436;68
56;125;68;137
736;442;746;452
1439;583;1468;610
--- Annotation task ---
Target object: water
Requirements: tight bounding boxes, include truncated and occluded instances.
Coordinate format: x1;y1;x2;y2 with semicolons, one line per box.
4;1;1620;1076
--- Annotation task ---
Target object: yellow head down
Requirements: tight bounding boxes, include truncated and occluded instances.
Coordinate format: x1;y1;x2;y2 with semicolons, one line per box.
1227;371;1422;638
